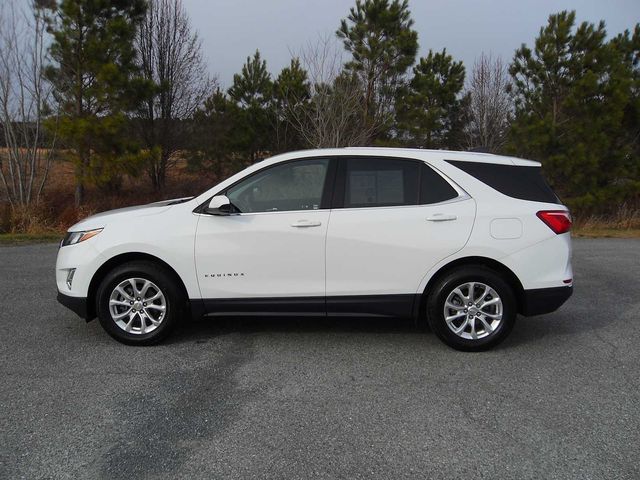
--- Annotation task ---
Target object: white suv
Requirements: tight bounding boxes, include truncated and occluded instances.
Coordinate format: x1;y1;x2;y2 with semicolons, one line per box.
56;148;573;350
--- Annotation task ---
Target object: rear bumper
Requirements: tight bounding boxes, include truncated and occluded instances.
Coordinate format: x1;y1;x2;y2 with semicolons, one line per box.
57;291;90;321
520;286;573;316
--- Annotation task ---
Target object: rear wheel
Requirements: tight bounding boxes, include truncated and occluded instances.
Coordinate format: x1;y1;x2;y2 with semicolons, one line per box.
96;261;184;345
426;266;516;351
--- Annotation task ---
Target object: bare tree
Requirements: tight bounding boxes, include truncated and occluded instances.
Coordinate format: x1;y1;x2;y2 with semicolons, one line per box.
136;0;214;190
465;53;512;152
0;0;56;208
282;36;378;148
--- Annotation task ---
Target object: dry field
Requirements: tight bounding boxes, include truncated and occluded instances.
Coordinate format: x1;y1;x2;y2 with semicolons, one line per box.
1;153;223;235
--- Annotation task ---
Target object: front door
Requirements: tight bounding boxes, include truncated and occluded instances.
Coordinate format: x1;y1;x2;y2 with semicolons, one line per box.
194;158;333;315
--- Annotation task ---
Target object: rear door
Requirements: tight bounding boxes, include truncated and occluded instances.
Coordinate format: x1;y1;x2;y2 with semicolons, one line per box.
325;156;475;317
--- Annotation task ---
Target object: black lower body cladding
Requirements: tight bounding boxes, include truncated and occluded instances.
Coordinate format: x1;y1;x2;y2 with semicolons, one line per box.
520;286;573;316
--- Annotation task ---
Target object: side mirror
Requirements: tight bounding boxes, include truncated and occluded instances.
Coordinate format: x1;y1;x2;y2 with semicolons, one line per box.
204;195;236;216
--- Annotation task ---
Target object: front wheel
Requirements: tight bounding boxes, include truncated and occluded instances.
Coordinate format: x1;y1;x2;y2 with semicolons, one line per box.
96;261;184;345
426;266;516;351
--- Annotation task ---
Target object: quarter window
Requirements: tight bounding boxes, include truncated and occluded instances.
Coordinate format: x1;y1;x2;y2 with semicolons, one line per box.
227;159;329;213
446;160;559;204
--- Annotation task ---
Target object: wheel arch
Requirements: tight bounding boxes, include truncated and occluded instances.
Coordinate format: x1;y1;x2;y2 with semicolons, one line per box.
414;256;525;322
86;252;190;321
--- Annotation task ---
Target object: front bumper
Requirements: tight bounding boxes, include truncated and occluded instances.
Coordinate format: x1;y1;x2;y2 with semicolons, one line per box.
520;285;573;316
57;291;90;321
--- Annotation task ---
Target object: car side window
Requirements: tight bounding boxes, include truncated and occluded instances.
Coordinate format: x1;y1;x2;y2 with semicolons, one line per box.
419;163;459;204
343;158;419;208
226;159;329;213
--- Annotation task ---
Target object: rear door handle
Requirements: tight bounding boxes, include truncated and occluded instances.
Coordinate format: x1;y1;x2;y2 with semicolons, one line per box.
290;220;322;228
426;214;457;222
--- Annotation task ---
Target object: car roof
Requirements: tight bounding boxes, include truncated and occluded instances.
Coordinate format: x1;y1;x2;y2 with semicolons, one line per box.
263;147;540;167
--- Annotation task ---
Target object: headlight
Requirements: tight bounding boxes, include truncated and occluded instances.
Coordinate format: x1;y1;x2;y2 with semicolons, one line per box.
61;228;103;247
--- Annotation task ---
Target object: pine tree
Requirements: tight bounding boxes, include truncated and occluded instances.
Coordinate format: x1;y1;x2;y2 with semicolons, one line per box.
274;58;310;109
396;49;467;148
228;50;272;110
610;25;640;192
228;50;274;161
508;11;640;212
273;58;310;151
191;88;245;178
44;0;149;206
337;0;418;136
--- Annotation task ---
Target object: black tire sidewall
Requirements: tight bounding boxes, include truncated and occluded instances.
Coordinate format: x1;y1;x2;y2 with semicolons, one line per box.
427;267;516;351
96;262;183;345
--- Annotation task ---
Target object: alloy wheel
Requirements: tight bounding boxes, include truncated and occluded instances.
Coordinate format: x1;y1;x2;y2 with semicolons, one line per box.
443;282;503;340
108;278;167;335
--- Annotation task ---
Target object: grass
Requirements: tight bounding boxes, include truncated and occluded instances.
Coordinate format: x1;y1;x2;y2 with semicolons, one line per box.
571;205;640;238
0;233;63;245
572;227;640;238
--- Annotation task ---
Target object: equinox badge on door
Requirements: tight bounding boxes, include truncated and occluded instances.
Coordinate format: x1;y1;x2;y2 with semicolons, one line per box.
204;272;245;278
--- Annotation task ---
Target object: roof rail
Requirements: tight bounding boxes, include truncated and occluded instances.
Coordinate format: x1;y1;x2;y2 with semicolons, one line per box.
469;146;493;154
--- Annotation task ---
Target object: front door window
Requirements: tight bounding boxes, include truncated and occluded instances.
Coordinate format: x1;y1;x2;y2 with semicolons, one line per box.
227;159;329;213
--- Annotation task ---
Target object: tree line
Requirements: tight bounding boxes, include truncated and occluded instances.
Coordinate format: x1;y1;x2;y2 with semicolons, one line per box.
0;0;638;215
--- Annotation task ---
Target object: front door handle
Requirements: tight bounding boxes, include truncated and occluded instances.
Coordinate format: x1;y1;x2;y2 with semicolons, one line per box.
426;214;457;222
290;220;322;228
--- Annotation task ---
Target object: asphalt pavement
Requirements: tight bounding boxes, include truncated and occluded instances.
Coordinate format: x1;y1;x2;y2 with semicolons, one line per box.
1;238;639;479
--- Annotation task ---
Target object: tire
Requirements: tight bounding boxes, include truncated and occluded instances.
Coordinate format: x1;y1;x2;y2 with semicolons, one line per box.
96;261;185;345
426;266;516;351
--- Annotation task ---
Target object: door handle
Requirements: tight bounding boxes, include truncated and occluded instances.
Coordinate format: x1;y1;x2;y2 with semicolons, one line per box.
290;220;322;228
426;214;457;222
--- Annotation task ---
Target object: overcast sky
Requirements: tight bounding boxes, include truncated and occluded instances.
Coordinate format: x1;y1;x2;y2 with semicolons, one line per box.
183;0;640;87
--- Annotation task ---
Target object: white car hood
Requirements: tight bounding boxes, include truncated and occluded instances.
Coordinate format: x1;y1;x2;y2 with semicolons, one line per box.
69;197;192;231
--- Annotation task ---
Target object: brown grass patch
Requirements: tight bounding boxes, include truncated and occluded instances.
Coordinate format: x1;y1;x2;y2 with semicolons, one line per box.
0;233;62;245
572;204;640;237
4;154;225;232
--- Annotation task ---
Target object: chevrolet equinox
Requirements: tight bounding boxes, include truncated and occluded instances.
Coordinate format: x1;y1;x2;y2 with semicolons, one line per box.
56;148;573;350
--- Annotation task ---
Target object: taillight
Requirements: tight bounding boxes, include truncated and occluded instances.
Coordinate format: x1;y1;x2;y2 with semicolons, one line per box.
537;210;572;234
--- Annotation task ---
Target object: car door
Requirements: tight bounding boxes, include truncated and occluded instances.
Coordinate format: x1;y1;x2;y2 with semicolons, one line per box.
325;156;476;317
194;157;335;315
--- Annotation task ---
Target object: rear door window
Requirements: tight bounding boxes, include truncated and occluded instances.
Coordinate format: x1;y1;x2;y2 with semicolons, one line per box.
343;158;419;208
335;157;459;208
